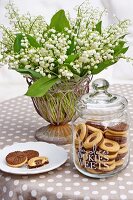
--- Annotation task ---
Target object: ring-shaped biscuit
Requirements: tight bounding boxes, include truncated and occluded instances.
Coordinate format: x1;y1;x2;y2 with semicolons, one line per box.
75;123;87;141
85;168;103;174
87;125;103;134
83;131;103;149
99;138;120;153
95;159;115;166
106;129;127;136
97;151;118;160
99;162;116;172
115;159;124;168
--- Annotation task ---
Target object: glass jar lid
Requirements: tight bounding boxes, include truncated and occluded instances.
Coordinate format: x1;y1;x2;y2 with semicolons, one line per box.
76;79;128;118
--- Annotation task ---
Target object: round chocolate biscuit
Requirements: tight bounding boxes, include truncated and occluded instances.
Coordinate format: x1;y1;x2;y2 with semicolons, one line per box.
6;151;27;168
23;150;39;161
108;122;129;132
115;146;128;161
104;132;127;144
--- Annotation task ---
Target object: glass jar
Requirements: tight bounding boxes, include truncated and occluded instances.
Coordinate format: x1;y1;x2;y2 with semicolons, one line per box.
73;79;130;178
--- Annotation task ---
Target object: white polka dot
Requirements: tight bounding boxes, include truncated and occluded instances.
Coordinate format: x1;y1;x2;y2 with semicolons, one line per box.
124;173;130;176
110;191;117;194
56;175;62;178
65;162;70;166
84;197;90;200
41;197;47;200
14;180;19;185
128;190;133;194
117;177;123;181
56;192;63;199
31;190;37;197
65;170;71;174
56;183;62;186
5;176;11;181
91;182;97;186
39;183;45;187
30;179;37;183
126;181;133;185
73;174;79;178
48;179;54;182
39;175;45;178
73;182;80;186
22;184;28;191
47;187;54;192
83;187;89;190
74;191;80;195
18;195;24;200
120;195;127;200
82;178;88;182
92;191;98;195
109;182;115;185
65;187;71;191
65;178;71;182
101;195;109;200
101;186;107;190
3;186;7;193
9;191;13;197
119;186;125;190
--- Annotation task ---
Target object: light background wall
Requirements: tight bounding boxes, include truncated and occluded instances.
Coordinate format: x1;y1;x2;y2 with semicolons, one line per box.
0;0;133;102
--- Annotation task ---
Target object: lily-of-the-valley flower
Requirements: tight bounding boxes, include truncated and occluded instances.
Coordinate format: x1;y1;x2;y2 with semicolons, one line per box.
0;1;132;97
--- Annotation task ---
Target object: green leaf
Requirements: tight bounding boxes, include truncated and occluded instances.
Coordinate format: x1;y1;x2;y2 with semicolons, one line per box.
120;47;129;54
65;54;78;63
25;76;59;97
50;9;70;32
67;36;75;55
16;68;42;79
114;41;125;55
14;33;23;53
92;60;117;75
80;69;88;77
96;21;102;34
119;34;127;39
26;34;41;48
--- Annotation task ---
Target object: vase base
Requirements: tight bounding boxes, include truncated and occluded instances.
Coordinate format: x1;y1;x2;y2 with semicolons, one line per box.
35;124;72;145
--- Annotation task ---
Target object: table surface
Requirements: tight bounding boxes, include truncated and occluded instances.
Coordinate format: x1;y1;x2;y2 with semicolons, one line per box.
0;84;133;200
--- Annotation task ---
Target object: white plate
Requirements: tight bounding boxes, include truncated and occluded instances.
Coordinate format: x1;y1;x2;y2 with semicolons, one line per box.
0;142;68;175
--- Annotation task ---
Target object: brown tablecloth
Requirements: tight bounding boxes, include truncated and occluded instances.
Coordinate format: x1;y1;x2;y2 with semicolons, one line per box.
0;84;133;200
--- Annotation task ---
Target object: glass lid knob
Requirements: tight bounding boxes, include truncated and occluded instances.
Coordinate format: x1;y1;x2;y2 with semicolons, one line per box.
92;78;109;91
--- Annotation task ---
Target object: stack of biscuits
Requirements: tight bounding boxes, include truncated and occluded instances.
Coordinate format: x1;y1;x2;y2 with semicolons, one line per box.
75;121;128;174
6;150;49;169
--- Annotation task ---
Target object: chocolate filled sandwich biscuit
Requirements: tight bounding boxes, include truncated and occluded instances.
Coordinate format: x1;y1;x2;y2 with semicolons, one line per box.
28;156;49;169
6;151;27;168
23;150;39;161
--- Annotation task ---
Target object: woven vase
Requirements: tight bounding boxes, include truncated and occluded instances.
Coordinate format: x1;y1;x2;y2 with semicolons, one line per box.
27;76;92;145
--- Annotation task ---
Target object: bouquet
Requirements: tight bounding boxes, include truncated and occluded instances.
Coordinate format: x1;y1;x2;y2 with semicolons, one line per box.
0;1;132;97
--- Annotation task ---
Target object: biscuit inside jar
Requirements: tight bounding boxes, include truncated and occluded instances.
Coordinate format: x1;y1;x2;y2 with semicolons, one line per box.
83;131;103;149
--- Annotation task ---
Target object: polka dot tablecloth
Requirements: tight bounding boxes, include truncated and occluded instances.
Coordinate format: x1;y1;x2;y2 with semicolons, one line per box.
0;84;133;200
